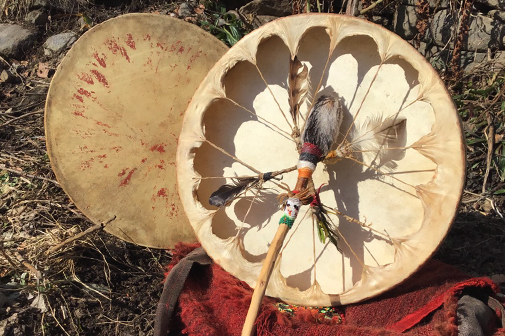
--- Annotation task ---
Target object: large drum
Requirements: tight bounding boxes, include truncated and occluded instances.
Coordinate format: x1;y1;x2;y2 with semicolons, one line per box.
177;14;465;306
45;14;227;248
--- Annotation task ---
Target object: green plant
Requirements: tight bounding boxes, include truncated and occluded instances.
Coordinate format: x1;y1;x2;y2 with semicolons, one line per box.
200;3;248;46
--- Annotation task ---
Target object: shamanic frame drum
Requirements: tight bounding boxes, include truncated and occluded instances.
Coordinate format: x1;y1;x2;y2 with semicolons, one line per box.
45;14;227;248
177;14;465;306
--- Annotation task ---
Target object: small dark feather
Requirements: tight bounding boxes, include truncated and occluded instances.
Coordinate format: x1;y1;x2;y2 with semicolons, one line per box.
208;177;258;208
303;95;343;156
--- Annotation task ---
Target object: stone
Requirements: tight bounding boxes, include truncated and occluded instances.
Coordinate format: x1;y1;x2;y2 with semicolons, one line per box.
178;2;193;18
394;5;418;39
489;10;505;22
24;10;49;26
0;24;37;59
402;0;449;8
465;50;505;72
467;15;504;51
43;32;77;56
431;10;505;51
0;70;17;83
475;0;504;10
371;16;390;27
30;0;50;9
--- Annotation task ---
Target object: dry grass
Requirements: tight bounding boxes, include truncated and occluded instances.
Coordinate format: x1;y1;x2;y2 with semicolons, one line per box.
0;0;92;20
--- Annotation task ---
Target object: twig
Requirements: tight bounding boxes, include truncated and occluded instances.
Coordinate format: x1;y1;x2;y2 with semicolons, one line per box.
0;241;19;269
482;111;494;194
347;0;359;15
1;109;44;127
360;0;386;14
0;164;60;186
47;216;116;255
0;55;24;86
14;251;43;280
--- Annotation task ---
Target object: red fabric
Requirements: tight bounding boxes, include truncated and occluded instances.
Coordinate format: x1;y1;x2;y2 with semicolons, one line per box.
167;243;503;336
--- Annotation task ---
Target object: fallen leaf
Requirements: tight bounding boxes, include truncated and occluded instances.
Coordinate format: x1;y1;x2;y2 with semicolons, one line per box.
37;63;50;78
495;133;503;144
194;5;205;14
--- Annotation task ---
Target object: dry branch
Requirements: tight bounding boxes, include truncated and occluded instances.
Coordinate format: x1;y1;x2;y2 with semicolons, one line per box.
1;109;44;127
47;216;116;255
0;164;60;186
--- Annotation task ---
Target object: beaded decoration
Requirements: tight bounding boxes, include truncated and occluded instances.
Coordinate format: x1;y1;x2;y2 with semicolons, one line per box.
279;197;301;228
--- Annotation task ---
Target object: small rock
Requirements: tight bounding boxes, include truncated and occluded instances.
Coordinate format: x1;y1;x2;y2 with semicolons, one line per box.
24;10;49;26
475;0;503;10
431;10;505;51
0;70;17;83
394;5;418;39
371;16;390;27
489;10;505;22
178;2;193;18
43;32;77;56
30;0;50;9
227;10;240;20
430;9;454;47
0;24;37;59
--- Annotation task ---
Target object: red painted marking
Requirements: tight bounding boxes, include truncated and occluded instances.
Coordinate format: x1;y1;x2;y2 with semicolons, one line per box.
125;34;136;49
78;88;92;97
104;164;109;168
73;94;84;103
93;52;107;68
102;129;120;137
150;144;165;153
170;41;182;52
118;168;128;177
105;38;130;62
187;50;203;70
81;158;95;170
156;42;167;50
111;146;122;153
96;121;111;128
141;158;147;163
177;46;184;54
73;111;86;118
144;34;151;41
119;168;137;187
170;202;177;217
157;188;168;197
98;154;107;159
90;70;109;87
77;72;94;84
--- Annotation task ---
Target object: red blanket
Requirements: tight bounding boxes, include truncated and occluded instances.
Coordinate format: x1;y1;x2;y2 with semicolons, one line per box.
164;243;504;336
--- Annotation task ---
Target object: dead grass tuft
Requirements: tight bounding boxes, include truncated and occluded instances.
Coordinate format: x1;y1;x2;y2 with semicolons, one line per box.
0;0;90;20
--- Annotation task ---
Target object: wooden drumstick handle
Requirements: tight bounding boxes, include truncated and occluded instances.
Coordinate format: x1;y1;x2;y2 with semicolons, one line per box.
241;223;290;336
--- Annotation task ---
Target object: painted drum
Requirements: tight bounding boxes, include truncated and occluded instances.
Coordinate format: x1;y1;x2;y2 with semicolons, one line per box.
45;14;228;248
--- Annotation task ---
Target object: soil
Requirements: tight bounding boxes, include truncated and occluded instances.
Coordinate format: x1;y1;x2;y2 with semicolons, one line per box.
1;1;504;336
